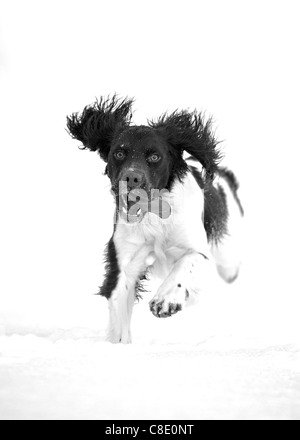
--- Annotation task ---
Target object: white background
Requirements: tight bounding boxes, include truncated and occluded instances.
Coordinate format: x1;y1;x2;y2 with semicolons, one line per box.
0;0;300;419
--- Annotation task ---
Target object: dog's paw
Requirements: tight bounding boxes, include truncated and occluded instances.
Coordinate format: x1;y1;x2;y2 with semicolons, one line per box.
149;283;189;318
149;299;183;318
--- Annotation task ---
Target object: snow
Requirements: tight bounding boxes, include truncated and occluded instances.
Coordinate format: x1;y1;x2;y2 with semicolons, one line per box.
1;270;300;420
1;0;300;420
1;333;299;420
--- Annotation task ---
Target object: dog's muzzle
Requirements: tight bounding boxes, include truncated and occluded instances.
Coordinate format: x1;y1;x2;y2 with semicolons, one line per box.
121;169;146;190
114;170;171;223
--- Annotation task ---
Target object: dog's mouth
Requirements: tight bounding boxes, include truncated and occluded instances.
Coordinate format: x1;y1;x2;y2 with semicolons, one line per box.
116;190;172;223
112;181;172;223
119;191;148;222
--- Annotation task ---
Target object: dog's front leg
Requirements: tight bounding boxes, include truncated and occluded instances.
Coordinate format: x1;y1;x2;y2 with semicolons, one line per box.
107;246;153;344
107;272;134;344
149;250;210;318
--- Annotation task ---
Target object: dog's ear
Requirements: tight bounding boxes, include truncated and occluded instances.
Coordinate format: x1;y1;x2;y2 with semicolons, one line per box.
149;110;222;179
66;95;133;162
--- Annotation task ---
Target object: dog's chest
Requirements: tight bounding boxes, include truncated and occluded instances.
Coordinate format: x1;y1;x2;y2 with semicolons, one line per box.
113;218;184;276
113;172;209;276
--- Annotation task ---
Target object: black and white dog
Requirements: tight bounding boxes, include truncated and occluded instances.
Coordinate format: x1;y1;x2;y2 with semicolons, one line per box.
67;95;243;343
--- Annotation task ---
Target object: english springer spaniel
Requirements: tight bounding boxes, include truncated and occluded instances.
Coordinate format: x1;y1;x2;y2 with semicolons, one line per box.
67;95;243;343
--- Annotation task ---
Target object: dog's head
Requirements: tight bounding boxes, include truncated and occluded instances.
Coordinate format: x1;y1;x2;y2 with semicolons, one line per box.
66;95;221;221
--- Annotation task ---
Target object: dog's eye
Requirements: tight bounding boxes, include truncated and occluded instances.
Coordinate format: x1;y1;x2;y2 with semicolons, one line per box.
148;154;161;163
114;151;126;160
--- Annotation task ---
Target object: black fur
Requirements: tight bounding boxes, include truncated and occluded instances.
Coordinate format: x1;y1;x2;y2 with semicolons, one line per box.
218;167;244;216
66;95;133;162
99;237;120;299
107;125;177;197
189;166;228;244
135;270;150;301
149;110;222;180
204;184;228;244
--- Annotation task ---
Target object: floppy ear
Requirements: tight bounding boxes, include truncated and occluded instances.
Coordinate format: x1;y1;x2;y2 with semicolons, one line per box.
149;110;222;179
66;95;133;162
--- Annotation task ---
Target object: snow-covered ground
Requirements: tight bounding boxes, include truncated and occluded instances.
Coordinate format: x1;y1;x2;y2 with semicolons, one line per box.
1;334;299;420
1;282;300;420
1;0;300;420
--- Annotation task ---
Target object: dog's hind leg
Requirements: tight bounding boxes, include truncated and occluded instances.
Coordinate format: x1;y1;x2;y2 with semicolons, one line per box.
210;170;244;283
211;236;242;283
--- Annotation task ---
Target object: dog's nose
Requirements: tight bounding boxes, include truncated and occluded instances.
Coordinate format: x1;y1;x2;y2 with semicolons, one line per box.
122;170;145;188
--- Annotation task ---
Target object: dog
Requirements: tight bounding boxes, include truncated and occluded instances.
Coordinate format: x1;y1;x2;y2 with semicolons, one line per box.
66;95;243;343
